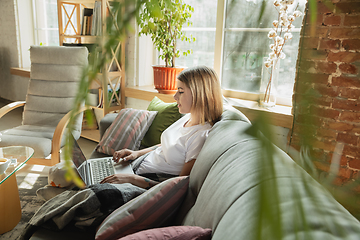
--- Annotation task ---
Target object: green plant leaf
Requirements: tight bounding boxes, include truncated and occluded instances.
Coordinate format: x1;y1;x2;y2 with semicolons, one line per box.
137;0;195;67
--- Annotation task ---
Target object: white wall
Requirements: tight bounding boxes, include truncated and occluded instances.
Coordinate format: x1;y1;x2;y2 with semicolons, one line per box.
123;17;155;109
271;125;290;152
137;35;155;87
0;0;34;101
125;19;154;88
17;0;35;68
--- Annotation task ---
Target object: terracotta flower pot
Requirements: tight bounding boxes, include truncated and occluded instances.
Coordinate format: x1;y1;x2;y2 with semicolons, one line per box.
152;65;185;94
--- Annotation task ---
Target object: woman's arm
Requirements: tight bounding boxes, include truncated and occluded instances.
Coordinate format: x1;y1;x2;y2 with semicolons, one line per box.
100;173;159;189
179;159;196;176
131;174;159;189
113;144;161;162
102;157;194;188
137;144;161;157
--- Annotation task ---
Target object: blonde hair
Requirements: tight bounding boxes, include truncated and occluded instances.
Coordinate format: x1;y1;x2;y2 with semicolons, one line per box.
177;66;223;126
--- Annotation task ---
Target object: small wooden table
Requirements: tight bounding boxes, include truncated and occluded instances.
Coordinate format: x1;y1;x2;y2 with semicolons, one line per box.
0;146;34;234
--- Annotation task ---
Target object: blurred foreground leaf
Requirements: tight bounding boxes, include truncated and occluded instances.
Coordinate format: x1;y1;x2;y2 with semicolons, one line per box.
64;0;161;188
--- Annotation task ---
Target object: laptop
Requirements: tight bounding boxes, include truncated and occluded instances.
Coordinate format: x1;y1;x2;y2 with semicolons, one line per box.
71;139;134;186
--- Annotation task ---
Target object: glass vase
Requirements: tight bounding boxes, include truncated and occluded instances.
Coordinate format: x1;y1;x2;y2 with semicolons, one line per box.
259;57;279;108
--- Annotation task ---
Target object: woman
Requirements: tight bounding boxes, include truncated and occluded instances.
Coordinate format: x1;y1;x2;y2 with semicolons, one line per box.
101;66;223;188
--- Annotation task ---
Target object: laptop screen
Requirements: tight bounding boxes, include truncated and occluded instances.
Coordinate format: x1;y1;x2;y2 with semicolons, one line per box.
70;137;89;185
72;139;87;168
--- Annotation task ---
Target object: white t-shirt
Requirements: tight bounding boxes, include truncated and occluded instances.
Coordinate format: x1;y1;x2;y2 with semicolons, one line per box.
135;114;211;175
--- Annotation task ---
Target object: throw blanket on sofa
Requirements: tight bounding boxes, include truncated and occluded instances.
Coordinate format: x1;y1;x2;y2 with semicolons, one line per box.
17;183;146;240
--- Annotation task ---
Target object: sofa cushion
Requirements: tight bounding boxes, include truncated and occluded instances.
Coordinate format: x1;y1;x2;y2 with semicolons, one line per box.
176;108;360;239
221;103;251;123
211;173;360;240
117;226;211;240
96;108;157;156
176;118;257;227
141;96;182;148
98;113;118;140
95;176;189;240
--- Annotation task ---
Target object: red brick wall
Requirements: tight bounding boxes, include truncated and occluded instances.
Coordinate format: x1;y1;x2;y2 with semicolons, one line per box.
289;0;360;185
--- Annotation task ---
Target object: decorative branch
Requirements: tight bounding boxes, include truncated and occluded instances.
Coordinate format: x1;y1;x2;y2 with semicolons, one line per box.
262;0;302;104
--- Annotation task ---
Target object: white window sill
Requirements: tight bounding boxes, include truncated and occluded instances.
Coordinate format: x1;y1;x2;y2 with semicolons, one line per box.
125;85;293;129
225;97;293;129
9;69;293;129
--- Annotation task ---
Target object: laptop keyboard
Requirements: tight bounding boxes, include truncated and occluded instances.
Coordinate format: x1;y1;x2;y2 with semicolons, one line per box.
91;158;115;184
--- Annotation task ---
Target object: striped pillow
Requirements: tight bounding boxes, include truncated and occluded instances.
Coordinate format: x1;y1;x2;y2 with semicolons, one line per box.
117;226;212;240
96;108;157;155
95;176;190;240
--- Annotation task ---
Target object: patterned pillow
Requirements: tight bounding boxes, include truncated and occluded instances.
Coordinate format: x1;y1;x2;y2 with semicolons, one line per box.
96;108;157;155
95;176;190;240
117;226;212;240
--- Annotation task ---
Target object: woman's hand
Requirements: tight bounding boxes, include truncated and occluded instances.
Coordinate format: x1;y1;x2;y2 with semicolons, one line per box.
100;173;133;184
100;173;159;189
113;149;139;163
113;144;161;163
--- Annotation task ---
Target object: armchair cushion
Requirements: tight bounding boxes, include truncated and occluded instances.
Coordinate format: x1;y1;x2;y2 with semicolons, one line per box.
24;46;88;132
0;125;58;158
96;108;157;156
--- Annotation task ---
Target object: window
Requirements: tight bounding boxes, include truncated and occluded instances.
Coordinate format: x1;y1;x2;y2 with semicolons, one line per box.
32;0;59;46
218;0;306;105
14;0;58;68
26;0;306;107
175;0;218;68
169;0;306;106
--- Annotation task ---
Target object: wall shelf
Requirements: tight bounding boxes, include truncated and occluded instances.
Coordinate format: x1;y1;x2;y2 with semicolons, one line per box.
81;129;100;142
57;0;126;141
58;0;125;115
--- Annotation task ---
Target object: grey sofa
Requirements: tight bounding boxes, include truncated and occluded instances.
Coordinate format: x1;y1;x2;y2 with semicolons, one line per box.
31;105;360;239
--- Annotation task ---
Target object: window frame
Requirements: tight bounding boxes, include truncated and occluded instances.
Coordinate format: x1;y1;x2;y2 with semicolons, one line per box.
27;0;298;108
214;0;301;107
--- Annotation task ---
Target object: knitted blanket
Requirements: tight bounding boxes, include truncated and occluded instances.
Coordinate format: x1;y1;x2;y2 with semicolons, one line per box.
17;183;146;240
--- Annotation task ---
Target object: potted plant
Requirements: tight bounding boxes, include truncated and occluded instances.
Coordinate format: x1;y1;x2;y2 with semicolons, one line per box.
138;0;195;94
